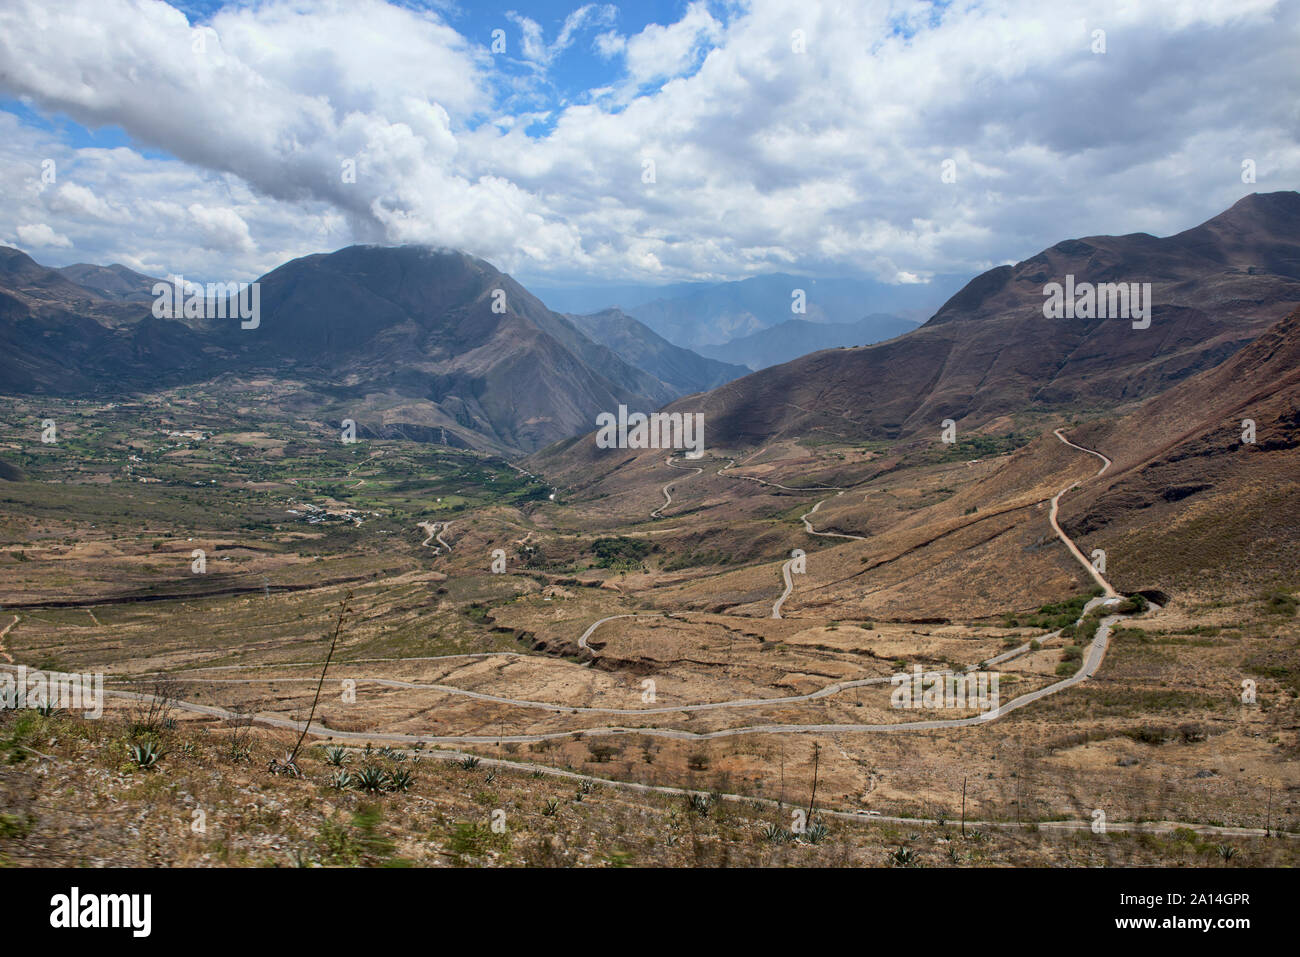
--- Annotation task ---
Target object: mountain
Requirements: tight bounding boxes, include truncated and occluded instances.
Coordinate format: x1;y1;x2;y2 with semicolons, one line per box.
696;313;920;370
57;263;159;302
624;272;965;351
0;245;108;305
0;245;701;454
567;308;747;395
224;245;681;452
531;191;1300;478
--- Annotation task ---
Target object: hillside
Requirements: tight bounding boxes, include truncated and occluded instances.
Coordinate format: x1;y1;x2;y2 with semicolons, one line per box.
1060;305;1300;598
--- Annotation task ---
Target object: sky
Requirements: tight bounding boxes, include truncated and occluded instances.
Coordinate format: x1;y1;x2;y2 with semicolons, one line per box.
0;0;1297;287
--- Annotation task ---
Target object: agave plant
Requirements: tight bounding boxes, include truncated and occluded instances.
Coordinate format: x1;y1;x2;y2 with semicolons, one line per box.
1216;844;1237;861
762;823;790;844
687;793;711;817
542;798;560;816
889;845;918;867
328;770;353;791
352;765;389;794
129;740;164;770
35;699;65;718
803;820;829;845
386;768;414;792
459;755;481;771
483;769;496;784
322;745;348;767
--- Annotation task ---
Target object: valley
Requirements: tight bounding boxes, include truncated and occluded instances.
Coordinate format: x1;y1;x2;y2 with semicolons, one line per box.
3;352;1297;865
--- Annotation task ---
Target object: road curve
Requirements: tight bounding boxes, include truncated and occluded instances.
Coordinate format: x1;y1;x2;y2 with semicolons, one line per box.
772;558;796;618
416;521;453;554
718;456;843;492
1049;430;1118;598
577;612;663;651
801;493;868;541
651;457;703;518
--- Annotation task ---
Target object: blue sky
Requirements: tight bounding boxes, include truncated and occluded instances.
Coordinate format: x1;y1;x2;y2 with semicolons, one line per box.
0;0;1296;286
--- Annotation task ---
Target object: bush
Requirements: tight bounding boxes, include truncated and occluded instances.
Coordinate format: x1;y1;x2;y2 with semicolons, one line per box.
1262;590;1297;616
589;537;652;569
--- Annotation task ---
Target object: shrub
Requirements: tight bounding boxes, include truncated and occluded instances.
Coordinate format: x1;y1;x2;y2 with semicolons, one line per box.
352;765;389;793
128;739;164;770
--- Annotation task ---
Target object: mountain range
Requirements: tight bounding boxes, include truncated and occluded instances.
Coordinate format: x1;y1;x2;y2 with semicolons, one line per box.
0;245;745;454
695;314;920;370
4;192;1299;468
531;191;1300;480
619;272;963;362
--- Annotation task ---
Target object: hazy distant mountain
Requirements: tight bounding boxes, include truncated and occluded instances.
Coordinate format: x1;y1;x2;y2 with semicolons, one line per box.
623;273;965;351
58;262;159;302
567;308;747;394
528;280;705;316
697;314;920;370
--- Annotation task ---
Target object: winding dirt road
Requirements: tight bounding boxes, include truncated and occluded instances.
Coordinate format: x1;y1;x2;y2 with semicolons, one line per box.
771;557;796;618
801;492;868;541
651;457;703;518
416;521;453;554
1049;429;1118;597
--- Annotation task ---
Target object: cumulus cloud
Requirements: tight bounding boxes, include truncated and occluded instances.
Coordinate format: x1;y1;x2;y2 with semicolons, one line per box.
15;223;72;248
0;0;1296;285
48;183;131;223
621;0;722;86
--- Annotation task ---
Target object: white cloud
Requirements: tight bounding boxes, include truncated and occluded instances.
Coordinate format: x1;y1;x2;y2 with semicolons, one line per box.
0;0;1295;286
187;204;256;254
508;4;618;68
594;29;625;58
48;183;130;223
622;0;722;86
15;223;72;248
